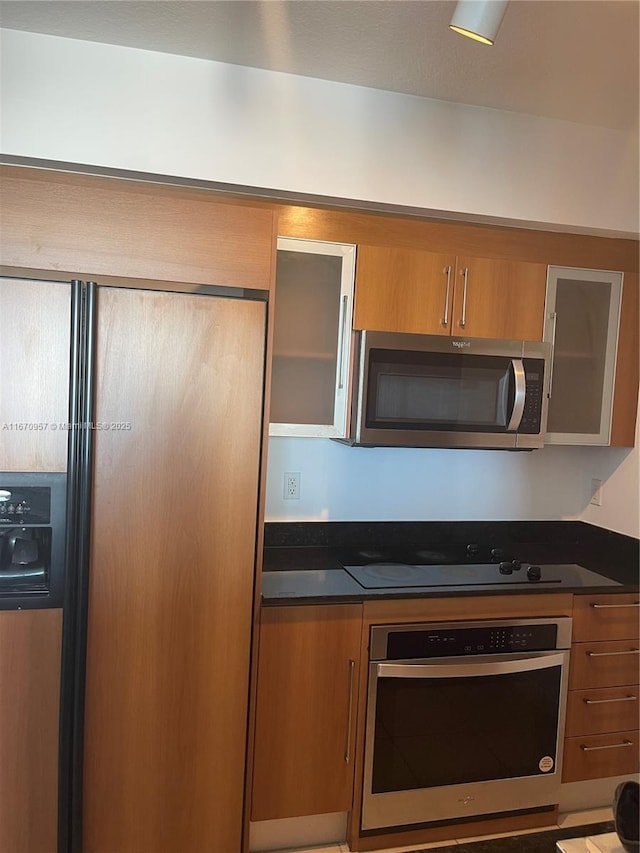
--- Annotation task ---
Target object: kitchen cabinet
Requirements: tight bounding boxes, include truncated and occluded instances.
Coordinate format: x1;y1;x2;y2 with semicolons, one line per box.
251;604;362;820
82;287;267;853
563;593;640;782
270;237;356;437
0;608;62;853
544;267;628;445
0;278;70;472
353;247;547;342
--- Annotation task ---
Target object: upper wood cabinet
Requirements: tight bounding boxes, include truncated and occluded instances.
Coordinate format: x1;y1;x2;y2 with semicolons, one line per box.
353;246;456;336
354;247;547;342
1;166;276;291
0;278;70;472
251;604;363;821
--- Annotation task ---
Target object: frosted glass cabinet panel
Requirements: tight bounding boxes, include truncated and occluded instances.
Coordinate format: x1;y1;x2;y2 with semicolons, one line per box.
544;267;623;445
269;238;356;437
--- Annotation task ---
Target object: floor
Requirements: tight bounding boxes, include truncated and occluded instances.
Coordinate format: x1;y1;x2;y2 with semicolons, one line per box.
275;808;614;853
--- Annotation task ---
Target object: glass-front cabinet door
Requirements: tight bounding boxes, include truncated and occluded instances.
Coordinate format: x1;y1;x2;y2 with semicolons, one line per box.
544;267;623;445
269;237;356;437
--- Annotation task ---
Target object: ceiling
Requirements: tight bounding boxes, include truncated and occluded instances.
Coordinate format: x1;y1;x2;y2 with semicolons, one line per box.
0;0;638;131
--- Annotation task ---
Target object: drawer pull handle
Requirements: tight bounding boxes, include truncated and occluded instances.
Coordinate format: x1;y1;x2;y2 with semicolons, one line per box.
591;602;640;609
580;740;634;752
587;649;639;658
584;695;638;705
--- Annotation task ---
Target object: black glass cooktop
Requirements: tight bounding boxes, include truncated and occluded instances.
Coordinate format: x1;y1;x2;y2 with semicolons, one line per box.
343;562;622;590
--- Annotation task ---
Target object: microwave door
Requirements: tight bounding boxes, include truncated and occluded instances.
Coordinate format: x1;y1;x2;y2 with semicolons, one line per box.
507;359;526;432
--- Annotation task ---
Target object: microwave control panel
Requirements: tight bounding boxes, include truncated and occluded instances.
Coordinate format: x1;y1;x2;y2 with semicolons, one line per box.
520;358;545;434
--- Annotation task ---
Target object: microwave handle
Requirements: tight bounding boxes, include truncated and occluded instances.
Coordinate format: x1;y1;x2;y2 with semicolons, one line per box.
507;358;526;432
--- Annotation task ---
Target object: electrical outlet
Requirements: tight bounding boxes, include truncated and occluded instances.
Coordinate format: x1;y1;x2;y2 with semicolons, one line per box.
590;478;603;506
283;471;300;500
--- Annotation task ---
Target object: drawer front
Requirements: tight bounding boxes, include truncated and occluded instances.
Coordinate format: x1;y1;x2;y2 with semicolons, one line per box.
569;641;640;689
565;685;640;737
562;730;640;782
573;594;640;643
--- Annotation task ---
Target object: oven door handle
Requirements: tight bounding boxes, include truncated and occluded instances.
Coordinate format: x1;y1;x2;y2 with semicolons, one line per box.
376;652;567;680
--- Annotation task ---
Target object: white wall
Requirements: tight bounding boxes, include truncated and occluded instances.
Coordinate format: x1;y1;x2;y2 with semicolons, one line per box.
1;29;638;537
1;28;638;236
265;425;639;539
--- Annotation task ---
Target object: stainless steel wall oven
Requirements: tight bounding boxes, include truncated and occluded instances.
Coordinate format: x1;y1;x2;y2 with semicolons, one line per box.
361;618;571;831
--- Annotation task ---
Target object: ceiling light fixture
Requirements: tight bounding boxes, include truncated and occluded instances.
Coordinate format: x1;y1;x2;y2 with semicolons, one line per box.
449;0;508;45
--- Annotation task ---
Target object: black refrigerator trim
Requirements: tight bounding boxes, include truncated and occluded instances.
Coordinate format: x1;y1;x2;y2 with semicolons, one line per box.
58;280;96;853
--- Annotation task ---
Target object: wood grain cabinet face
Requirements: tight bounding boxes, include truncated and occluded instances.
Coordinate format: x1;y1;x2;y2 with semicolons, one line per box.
0;609;62;853
563;593;640;783
353;246;455;335
354;248;547;342
251;604;363;821
82;287;267;853
0;278;70;472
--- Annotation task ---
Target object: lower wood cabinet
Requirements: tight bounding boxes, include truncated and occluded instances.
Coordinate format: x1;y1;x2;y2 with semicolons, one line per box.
0;609;62;853
251;604;363;821
563;593;640;783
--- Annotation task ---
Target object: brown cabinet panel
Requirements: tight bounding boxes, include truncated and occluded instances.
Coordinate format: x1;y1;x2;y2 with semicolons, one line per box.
611;271;639;446
82;288;266;853
0;278;70;472
1;167;276;290
353;249;546;342
569;641;640;690
0;609;62;853
252;604;363;821
565;685;640;737
562;730;640;782
572;593;640;642
353;246;455;334
452;257;547;341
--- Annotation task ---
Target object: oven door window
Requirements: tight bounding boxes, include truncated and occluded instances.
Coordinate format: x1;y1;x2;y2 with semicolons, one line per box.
372;665;562;793
366;350;515;433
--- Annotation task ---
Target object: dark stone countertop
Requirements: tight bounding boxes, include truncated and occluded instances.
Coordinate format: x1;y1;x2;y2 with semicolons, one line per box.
261;520;639;606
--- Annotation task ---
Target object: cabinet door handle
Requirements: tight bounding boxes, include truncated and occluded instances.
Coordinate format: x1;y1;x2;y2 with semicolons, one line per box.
580;740;633;752
591;601;640;609
587;649;639;658
584;695;637;705
547;311;558;398
345;659;355;764
337;294;349;390
441;266;452;328
458;267;469;329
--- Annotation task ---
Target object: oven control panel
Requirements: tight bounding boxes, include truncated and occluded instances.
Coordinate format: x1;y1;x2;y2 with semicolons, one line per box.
383;623;559;660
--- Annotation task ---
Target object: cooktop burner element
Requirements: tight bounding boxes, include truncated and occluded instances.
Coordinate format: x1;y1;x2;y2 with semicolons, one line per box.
342;562;621;590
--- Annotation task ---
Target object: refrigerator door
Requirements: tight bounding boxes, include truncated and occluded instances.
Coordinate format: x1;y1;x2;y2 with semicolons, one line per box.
78;286;266;853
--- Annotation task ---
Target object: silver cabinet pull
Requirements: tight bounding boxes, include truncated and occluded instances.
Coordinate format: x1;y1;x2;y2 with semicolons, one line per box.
458;267;469;328
441;266;452;328
580;740;633;752
584;695;638;705
591;602;640;609
345;659;355;764
587;649;639;658
337;294;349;390
547;311;558;398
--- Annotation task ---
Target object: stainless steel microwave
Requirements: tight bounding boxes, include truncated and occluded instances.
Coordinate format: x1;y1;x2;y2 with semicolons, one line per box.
341;332;552;450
